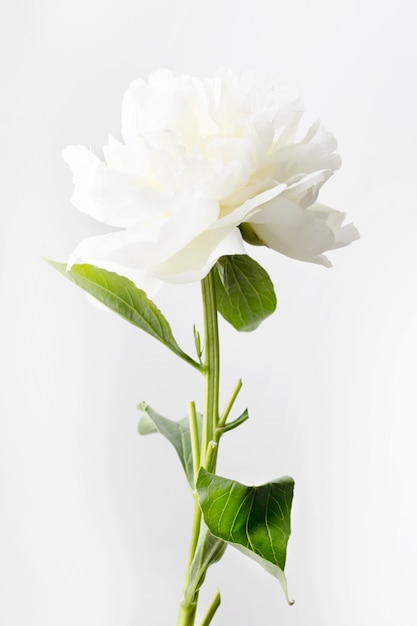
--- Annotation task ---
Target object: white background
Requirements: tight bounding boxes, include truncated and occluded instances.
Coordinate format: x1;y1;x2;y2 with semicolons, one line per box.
2;1;417;624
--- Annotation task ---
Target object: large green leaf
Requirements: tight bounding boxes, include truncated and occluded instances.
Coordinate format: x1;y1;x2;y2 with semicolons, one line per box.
213;255;277;332
138;403;202;488
197;468;294;604
47;261;200;369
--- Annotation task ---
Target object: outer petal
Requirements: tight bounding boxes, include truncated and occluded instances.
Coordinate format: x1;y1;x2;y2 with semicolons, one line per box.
102;135;152;179
63;145;157;228
208;69;303;141
248;196;359;267
140;194;220;265
67;192;230;287
121;71;214;147
67;230;162;295
214;170;329;229
153;227;245;283
214;184;288;227
309;203;360;249
69;224;245;286
68;192;221;271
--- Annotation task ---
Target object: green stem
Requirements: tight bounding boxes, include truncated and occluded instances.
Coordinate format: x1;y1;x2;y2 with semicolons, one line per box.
188;401;200;477
218;378;242;428
204;440;218;474
199;590;221;626
176;269;221;626
177;599;198;626
201;271;220;468
176;497;201;626
176;350;205;373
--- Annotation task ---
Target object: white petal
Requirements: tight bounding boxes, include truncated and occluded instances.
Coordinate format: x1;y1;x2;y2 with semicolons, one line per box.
67;231;161;295
214;184;288;228
308;203;360;248
68;229;153;269
121;77;148;141
102;135;151;179
142;195;220;265
67;194;223;285
122;71;211;148
153;227;245;283
62;145;104;220
63;144;157;228
249;197;340;266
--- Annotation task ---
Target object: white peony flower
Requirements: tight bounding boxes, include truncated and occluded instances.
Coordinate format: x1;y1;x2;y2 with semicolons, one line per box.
63;69;359;292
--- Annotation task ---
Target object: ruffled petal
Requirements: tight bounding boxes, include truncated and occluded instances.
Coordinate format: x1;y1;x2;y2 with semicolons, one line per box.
63;145;158;227
308;203;360;249
248;196;358;267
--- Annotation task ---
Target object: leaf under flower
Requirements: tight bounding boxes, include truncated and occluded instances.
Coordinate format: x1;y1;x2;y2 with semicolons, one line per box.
213;255;277;331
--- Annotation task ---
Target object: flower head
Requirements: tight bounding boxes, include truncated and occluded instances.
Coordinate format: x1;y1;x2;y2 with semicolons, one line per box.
64;69;359;293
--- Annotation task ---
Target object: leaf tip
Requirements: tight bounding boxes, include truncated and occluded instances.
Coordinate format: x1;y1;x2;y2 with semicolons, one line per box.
43;258;68;272
137;402;157;435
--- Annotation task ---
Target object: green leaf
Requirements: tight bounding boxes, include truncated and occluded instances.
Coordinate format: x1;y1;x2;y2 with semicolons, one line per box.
183;523;227;605
213;255;276;332
47;260;200;370
196;468;294;604
138;403;202;488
